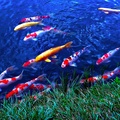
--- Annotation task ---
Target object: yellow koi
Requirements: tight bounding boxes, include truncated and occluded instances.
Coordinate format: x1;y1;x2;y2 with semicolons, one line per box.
14;21;43;31
35;41;73;62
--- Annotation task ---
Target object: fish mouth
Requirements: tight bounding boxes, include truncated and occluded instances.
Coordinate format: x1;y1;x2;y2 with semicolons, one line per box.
22;63;28;67
23;38;27;41
61;64;66;68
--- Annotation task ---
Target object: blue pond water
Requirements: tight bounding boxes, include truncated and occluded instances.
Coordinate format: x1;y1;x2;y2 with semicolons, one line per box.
0;0;120;96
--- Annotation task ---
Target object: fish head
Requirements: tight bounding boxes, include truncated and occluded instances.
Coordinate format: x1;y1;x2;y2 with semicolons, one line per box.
35;55;44;62
22;59;35;67
20;18;26;23
96;58;103;65
61;59;69;68
6;89;17;99
24;33;37;41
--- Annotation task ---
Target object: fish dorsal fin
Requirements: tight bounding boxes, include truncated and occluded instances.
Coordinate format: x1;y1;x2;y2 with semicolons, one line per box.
69;63;77;67
45;58;51;62
105;60;111;63
104;11;109;14
32;38;38;41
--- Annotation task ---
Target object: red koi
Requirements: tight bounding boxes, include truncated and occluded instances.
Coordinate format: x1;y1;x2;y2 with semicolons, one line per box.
6;74;46;99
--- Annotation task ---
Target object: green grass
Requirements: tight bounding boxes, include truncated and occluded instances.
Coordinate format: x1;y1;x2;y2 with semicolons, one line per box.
0;76;120;120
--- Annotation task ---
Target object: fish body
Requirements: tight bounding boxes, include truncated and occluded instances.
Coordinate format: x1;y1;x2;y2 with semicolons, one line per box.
96;47;120;65
80;66;120;84
29;83;47;91
6;74;46;99
80;75;101;84
14;21;43;31
61;45;90;68
0;71;23;88
29;83;61;91
98;7;120;14
35;41;73;62
23;26;54;41
101;66;120;81
20;15;50;23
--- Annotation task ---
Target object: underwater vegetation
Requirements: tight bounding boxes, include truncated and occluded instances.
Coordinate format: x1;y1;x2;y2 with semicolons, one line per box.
0;75;120;120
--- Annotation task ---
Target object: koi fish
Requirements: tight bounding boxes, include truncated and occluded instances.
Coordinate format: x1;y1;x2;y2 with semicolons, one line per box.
23;26;54;41
0;66;15;80
0;71;23;92
29;83;61;91
61;45;90;68
14;21;44;31
35;41;73;63
80;66;120;84
98;7;120;14
96;47;120;65
80;75;101;84
30;87;51;101
101;66;120;81
22;59;36;67
6;74;46;99
19;15;50;23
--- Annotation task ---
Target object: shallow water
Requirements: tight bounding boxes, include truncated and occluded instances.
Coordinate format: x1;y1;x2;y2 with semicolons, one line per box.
0;0;120;95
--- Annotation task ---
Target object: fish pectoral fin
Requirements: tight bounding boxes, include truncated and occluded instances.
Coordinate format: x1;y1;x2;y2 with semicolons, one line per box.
45;58;51;62
105;60;111;63
51;55;57;58
69;63;77;67
104;11;109;14
32;38;38;41
16;94;22;98
0;88;2;92
31;66;37;70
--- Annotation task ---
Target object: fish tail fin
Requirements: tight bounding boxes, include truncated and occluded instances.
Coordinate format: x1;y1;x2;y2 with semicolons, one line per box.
65;41;73;48
6;65;17;72
38;20;46;26
18;70;24;80
37;74;47;81
114;66;120;74
48;13;55;18
39;22;46;26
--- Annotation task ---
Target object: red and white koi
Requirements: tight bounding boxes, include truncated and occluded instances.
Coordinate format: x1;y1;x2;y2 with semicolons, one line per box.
0;71;23;92
101;66;120;81
19;15;50;23
96;47;120;65
5;74;46;99
22;59;36;67
80;75;101;84
98;7;120;14
29;83;61;91
23;26;54;41
0;66;15;80
80;66;120;84
61;45;90;68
